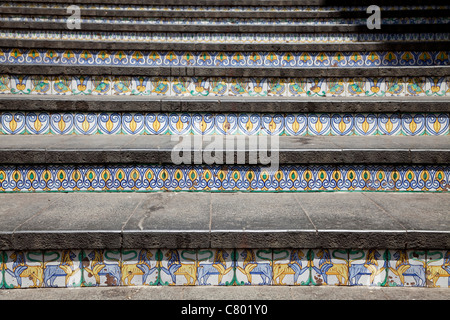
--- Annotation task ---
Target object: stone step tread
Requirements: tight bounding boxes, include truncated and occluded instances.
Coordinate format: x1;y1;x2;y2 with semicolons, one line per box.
5;21;447;33
4;39;449;52
0;192;448;250
0;135;448;164
1;95;448;113
3;65;449;77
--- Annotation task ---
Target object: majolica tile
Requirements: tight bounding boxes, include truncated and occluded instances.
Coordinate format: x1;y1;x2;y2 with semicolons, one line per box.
74;113;98;135
197;249;234;286
91;76;111;95
272;249;310;286
52;76;72;95
425;114;449;136
1;112;26;134
25;112;50;135
210;77;228;96
327;78;346;97
354;113;378;136
43;250;83;288
378;114;402;135
0;75;10;94
150;77;170;95
426;250;450;288
72;76;92;95
215;113;238;135
235;249;273;285
160;249;198;286
385;77;404;96
229;78;250;96
402;113;425;136
347;78;366;96
307;78;326;97
111;76;132;95
287;78;308;96
10;75;32;94
261;114;284;135
405;77;427;96
191;77;210;96
192;113;215;135
330;114;353;136
237;114;261;135
130;76;152;95
386;250;426;287
307;113;331;135
310;249;349;286
425;77;447;96
172;77;192;96
365;77;386;96
122;113;145;135
120;249;158;286
348;249;389;286
98;112;122;135
145;113;169;135
3;251;44;288
50;113;74;135
82;250;121;287
284;114;307;136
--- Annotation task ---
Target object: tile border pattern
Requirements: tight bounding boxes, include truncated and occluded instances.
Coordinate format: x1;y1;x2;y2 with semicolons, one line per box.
2;49;449;68
1;249;449;288
0;165;448;192
1;75;449;97
0;111;449;136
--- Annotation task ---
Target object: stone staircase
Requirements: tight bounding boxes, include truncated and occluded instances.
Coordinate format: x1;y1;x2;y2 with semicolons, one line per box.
0;0;449;288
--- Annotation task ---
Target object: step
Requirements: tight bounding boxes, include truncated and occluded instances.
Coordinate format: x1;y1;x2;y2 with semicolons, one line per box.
3;38;449;52
1;95;448;113
0;135;448;165
0;192;448;250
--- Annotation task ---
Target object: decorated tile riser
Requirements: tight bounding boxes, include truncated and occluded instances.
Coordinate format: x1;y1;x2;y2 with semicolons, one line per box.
0;165;448;192
1;30;447;43
1;249;449;288
0;112;448;136
2;49;449;68
1;75;449;97
1;3;448;11
4;16;449;26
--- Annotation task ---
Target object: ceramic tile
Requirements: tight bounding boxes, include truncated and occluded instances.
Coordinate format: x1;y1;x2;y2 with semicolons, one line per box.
402;113;425;136
74;113;98;135
237;114;261;135
347;78;366;96
122;113;145;135
426;250;450;288
71;76;92;95
326;78;346;97
43;250;83;288
287;78;308;96
425;114;449;136
120;249;158;286
272;249;310;285
354;113;378;136
348;249;388;286
3;251;44;288
111;76;133;95
50;113;74;134
98;112;122;135
160;249;198;286
330;114;354;136
130;76;152;95
91;76;111;95
0;75;10;94
1;112;26;134
405;77;427;96
310;249;349;286
235;249;273;285
197;249;234;286
307;113;331;135
378;114;402;135
52;76;72;95
284;114;308;136
145;113;169;135
82;250;121;287
425;77;447;96
307;78;326;97
385;77;405;96
261;114;284;135
25;112;50;134
386;250;426;287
